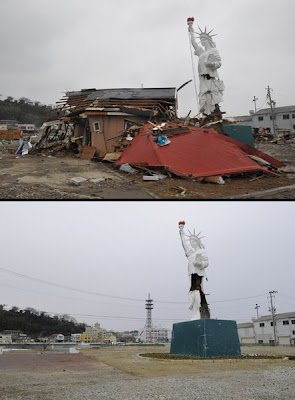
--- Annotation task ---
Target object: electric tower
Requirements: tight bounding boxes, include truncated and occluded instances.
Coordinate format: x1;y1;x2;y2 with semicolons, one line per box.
145;293;154;343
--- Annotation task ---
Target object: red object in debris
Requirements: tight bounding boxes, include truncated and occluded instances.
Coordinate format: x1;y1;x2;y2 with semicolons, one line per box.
179;221;186;225
116;125;283;178
187;17;195;22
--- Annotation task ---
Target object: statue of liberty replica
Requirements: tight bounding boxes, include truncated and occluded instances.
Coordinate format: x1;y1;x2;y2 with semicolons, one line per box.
170;220;241;358
178;221;210;320
187;17;225;122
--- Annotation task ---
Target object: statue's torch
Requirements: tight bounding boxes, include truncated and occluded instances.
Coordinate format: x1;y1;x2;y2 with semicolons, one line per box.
187;16;195;31
178;221;185;232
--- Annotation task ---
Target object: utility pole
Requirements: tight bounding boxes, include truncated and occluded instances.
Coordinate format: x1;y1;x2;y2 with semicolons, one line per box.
252;96;258;113
254;303;260;319
266;85;277;136
268;290;278;345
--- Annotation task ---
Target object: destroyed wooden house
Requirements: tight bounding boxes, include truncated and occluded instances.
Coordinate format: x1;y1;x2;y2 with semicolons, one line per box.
49;87;177;157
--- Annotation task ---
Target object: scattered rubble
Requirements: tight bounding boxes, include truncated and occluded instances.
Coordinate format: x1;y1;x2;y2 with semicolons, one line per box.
255;128;295;145
119;164;137;174
68;177;88;186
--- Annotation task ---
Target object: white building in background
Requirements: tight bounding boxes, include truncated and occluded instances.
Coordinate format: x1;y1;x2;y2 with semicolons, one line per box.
141;327;169;343
237;322;256;344
16;124;36;133
251;106;295;136
151;327;169;343
0;333;12;344
56;334;65;342
226;115;253;127
71;333;81;343
228;105;295;136
237;312;295;346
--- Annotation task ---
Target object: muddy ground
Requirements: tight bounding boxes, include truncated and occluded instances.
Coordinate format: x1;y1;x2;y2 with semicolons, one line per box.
0;345;294;400
1;141;295;199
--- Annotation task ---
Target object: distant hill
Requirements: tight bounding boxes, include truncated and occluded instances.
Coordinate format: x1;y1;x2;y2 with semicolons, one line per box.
0;305;85;338
0;96;53;127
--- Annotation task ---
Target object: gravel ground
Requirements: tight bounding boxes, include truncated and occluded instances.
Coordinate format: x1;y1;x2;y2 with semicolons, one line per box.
0;349;294;400
1;364;294;400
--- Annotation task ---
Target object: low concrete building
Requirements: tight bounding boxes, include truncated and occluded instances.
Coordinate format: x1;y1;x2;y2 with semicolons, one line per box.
49;334;65;343
238;311;295;346
71;333;81;343
229;105;295;137
56;334;65;342
141;327;169;343
81;323;116;344
0;333;12;344
237;322;255;344
226;115;253;127
17;123;36;133
252;106;295;136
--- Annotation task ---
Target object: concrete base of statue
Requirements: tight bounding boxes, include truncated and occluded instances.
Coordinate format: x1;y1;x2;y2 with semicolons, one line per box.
170;319;241;358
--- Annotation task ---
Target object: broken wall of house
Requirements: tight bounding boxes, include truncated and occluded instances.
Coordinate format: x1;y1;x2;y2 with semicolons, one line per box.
87;114;146;157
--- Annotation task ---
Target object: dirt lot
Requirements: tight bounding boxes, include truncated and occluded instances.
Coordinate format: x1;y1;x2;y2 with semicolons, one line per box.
1;141;295;199
0;345;295;400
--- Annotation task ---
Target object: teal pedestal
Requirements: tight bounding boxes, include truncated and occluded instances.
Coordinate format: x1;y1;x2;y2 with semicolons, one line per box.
170;319;241;358
223;125;254;147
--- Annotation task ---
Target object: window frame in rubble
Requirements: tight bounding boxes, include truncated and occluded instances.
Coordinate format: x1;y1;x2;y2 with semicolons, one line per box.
93;121;102;133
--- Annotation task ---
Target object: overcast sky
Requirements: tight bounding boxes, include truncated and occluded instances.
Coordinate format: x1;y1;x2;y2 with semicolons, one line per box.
0;201;294;332
0;0;294;117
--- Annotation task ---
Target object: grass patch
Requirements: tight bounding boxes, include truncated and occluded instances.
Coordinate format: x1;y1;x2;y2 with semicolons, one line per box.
140;352;288;360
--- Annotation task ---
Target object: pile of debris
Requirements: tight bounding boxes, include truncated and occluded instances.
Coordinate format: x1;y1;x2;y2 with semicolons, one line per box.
255;128;295;145
115;122;284;184
31;120;79;156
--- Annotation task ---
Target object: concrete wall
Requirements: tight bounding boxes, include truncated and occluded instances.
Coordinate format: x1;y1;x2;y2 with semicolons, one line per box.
279;336;291;346
240;337;256;344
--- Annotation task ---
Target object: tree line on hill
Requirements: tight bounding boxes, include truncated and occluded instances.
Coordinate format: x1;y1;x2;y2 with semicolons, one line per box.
0;96;53;127
0;305;85;338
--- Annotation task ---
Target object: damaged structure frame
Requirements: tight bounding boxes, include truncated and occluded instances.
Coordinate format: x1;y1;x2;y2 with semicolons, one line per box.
37;88;177;157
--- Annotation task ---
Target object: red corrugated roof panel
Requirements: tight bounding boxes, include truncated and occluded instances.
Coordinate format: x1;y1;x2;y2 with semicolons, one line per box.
116;125;283;178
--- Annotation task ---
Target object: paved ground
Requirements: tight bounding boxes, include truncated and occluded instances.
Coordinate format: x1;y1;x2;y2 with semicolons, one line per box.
1;141;295;199
0;346;294;400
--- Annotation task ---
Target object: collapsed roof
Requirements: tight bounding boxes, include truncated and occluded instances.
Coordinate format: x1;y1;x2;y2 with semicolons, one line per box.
56;88;177;119
116;124;283;178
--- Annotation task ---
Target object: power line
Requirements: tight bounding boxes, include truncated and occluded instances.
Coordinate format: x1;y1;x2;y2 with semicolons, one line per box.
278;293;295;301
0;266;269;306
210;293;267;304
0;283;142;309
0;267;145;302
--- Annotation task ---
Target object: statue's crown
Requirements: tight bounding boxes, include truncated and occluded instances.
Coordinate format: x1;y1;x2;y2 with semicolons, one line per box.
196;26;217;40
185;228;205;246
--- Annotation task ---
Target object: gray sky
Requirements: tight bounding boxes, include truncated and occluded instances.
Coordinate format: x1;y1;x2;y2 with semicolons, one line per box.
0;0;294;117
0;201;294;332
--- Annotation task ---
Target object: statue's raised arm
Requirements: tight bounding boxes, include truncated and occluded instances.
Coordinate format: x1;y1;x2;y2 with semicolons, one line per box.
179;221;193;258
187;17;204;57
